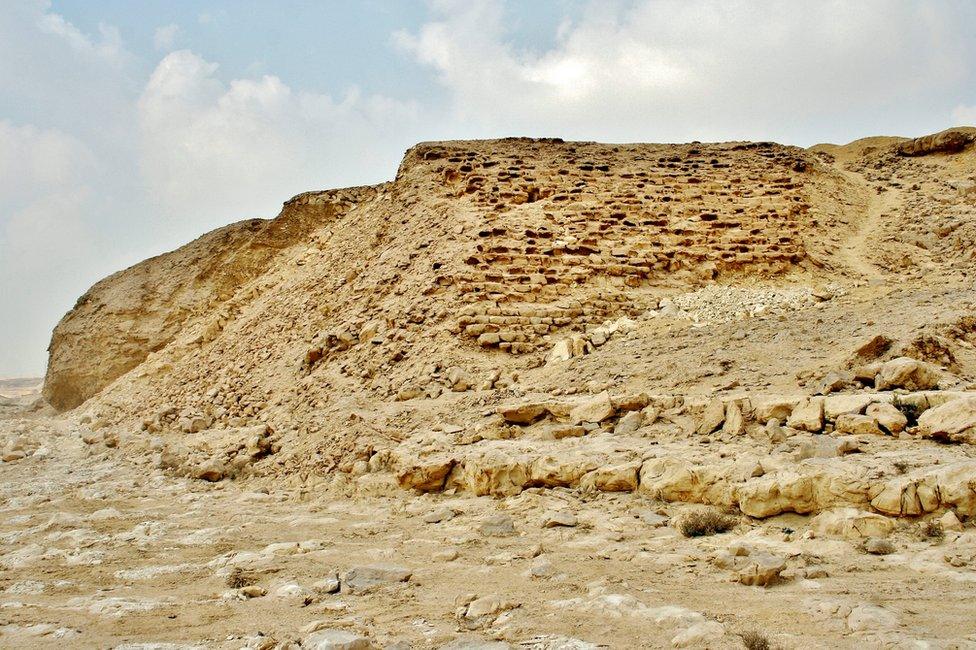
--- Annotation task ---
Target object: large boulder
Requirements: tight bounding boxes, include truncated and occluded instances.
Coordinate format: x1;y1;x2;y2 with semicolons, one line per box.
810;507;894;540
895;128;975;156
917;396;976;444
874;357;942;391
569;392;615;424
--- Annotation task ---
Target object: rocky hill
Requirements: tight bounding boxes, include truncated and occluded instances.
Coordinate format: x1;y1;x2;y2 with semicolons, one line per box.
2;127;975;648
42;130;976;482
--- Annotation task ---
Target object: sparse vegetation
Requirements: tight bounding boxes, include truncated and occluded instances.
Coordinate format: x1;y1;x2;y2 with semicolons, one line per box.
676;509;738;537
225;567;256;588
920;520;945;542
740;630;771;650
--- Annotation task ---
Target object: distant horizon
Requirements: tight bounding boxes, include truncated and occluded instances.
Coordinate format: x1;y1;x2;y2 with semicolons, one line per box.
3;0;976;376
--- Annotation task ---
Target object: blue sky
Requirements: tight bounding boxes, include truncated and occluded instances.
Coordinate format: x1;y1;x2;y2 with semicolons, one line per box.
2;0;975;377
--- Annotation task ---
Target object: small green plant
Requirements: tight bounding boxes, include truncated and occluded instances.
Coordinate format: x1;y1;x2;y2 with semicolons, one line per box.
740;630;771;650
676;509;738;537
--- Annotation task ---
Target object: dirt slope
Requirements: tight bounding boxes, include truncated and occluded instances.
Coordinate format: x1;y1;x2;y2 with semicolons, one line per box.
46;138;859;417
4;127;976;648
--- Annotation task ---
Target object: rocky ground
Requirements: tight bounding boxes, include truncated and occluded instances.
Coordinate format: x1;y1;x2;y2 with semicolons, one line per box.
2;405;976;650
3;128;976;648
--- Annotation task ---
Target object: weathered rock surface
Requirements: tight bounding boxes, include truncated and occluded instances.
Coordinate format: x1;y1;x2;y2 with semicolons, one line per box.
341;564;412;595
917;396;976;444
44;189;374;411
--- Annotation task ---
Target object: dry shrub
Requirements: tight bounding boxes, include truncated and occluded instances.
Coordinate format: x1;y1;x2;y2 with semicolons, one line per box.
740;630;771;650
225;567;256;588
920;520;944;542
676;508;738;537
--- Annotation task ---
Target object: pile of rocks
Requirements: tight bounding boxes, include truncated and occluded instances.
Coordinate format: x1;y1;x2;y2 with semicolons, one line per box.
155;424;277;481
653;284;844;324
0;423;44;463
395;364;520;401
546;317;637;364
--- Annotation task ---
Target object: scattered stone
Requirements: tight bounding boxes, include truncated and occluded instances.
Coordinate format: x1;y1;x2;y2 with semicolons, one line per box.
864;537;895;555
341;564;412;595
542;511;577;528
302;629;376;650
480;514;516;537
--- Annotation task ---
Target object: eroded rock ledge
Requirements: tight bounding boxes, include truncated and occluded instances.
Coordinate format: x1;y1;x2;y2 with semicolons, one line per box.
378;386;976;521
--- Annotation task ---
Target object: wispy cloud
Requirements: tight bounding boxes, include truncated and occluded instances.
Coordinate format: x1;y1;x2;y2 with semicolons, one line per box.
153;23;180;51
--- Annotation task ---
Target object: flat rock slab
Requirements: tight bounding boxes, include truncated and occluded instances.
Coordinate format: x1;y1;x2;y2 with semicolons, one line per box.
303;629;376;650
480;513;516;536
341;564;412;595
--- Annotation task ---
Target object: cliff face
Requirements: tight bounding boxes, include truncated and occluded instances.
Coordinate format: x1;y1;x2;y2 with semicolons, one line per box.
43;131;975;428
43;186;379;410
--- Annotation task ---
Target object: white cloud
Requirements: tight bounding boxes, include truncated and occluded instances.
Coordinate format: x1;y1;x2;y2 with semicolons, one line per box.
137;50;420;230
2;0;975;378
0;120;94;202
0;120;97;273
37;11;124;64
395;0;975;143
0;120;99;376
953;105;976;125
153;23;180;51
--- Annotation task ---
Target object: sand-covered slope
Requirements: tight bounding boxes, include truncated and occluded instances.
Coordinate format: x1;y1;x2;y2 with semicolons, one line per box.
7;127;976;648
42;129;976;481
46;137;860;414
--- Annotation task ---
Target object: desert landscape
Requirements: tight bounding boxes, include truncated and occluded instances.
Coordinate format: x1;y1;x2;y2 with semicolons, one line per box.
2;127;976;649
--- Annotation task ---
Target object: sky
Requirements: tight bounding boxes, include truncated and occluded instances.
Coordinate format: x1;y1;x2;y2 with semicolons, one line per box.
2;0;975;378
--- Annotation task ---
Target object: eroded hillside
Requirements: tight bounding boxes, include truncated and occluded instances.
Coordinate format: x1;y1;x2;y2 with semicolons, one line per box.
45;139;868;420
4;127;976;649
